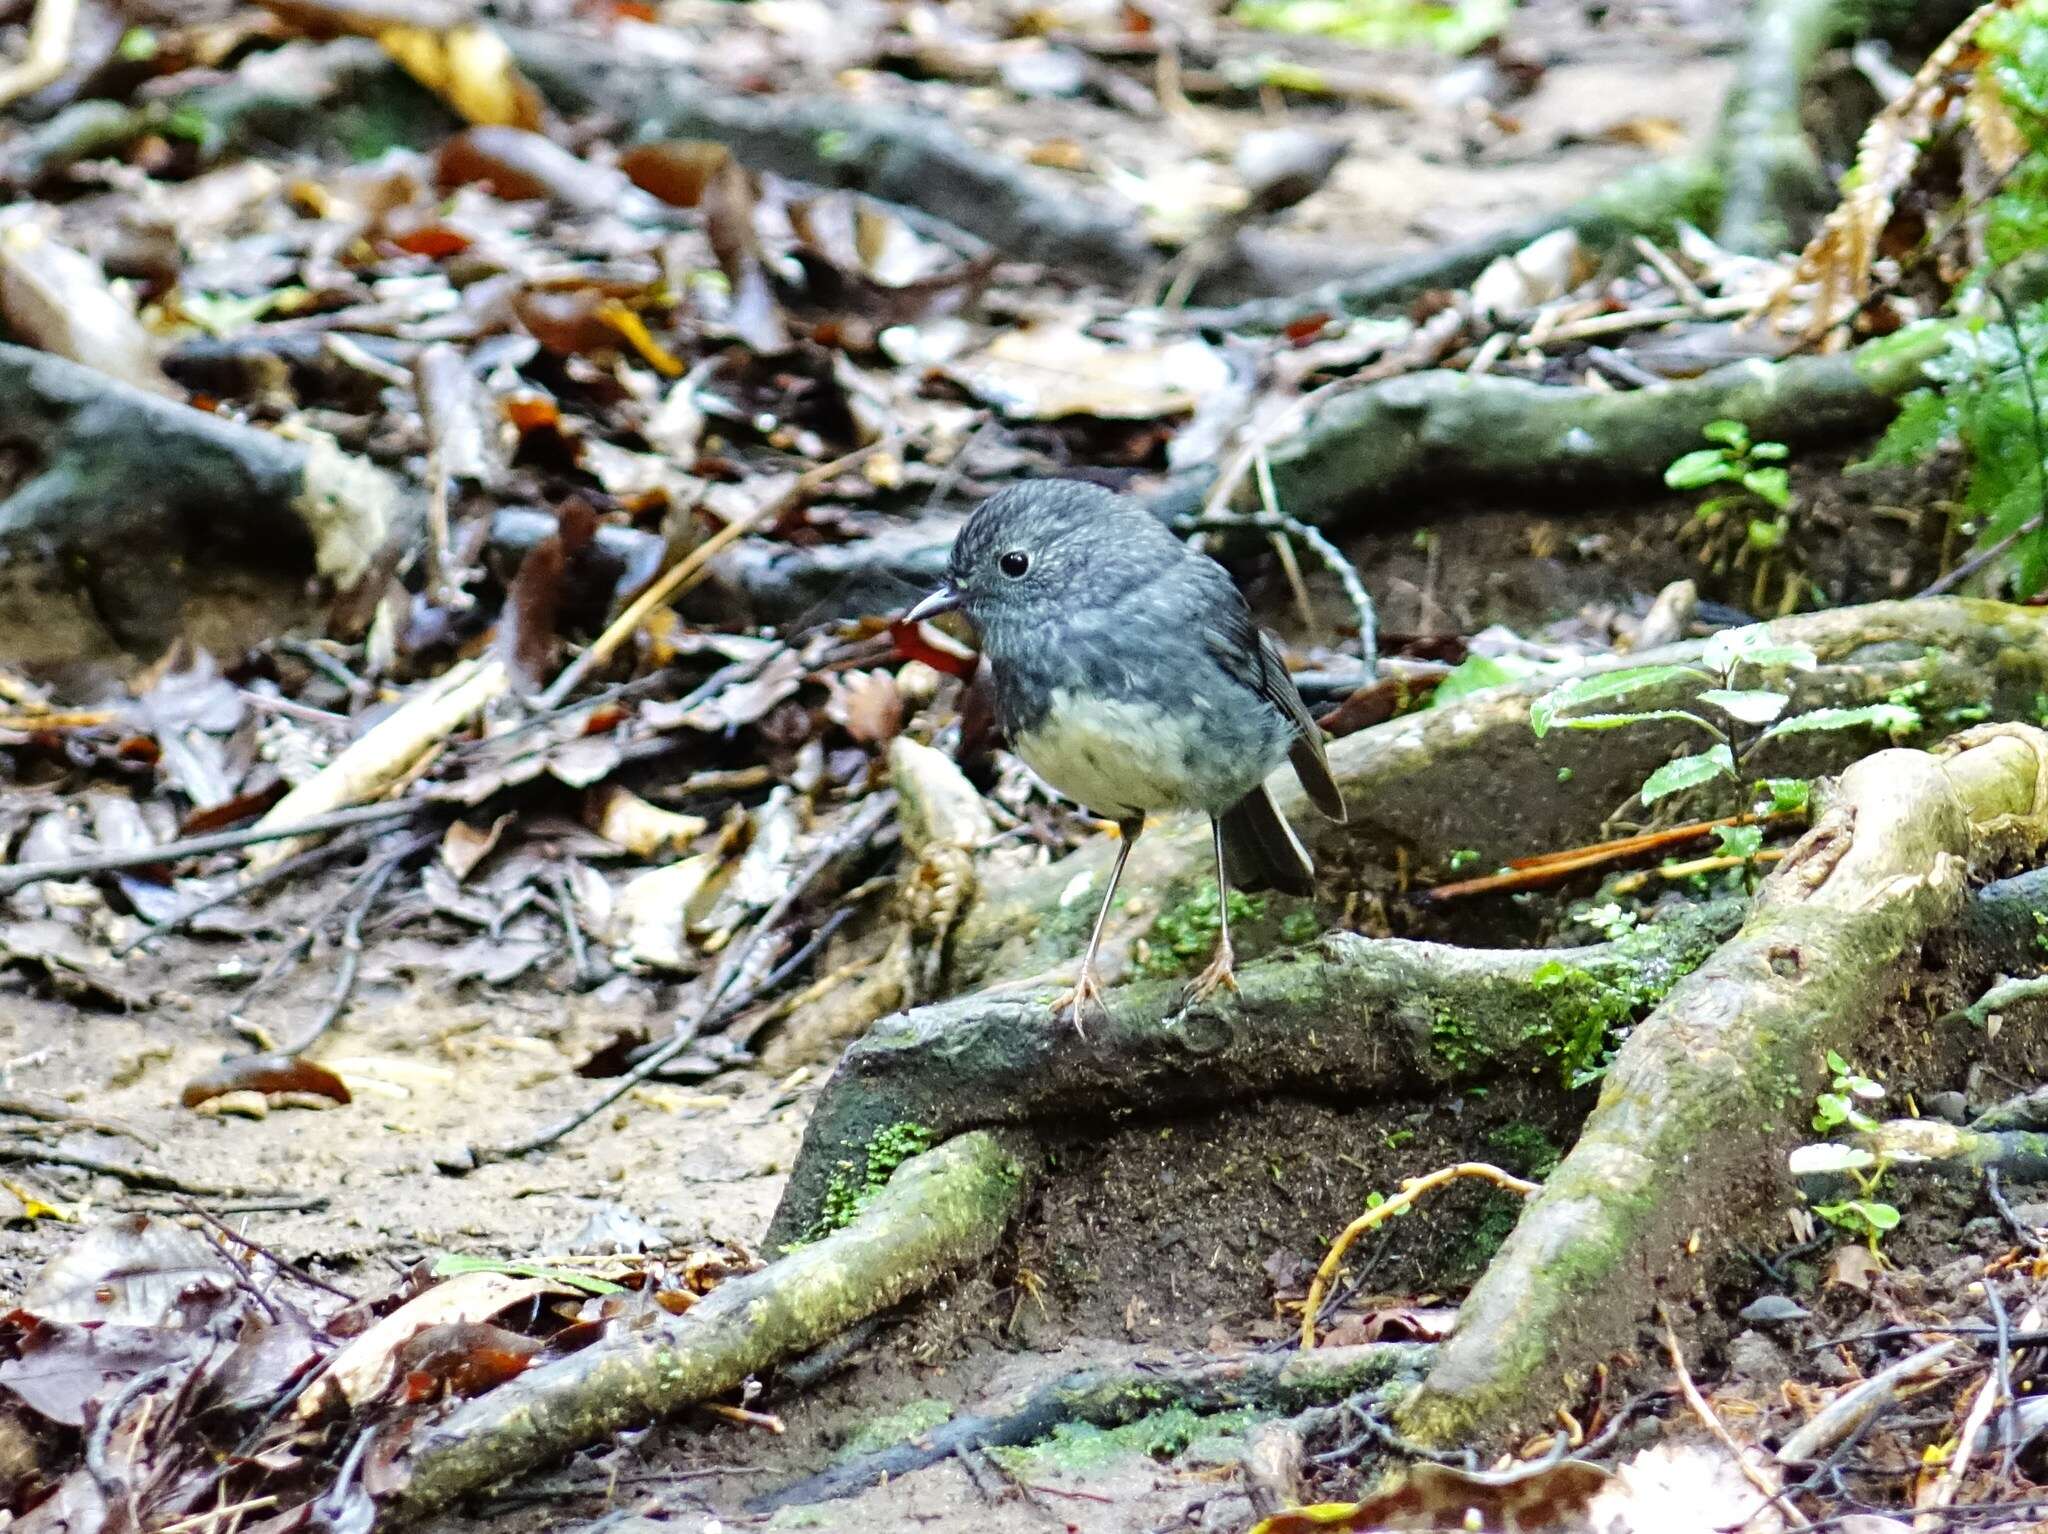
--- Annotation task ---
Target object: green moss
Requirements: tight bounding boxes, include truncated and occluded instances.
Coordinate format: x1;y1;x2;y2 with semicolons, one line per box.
841;1398;954;1457
1142;884;1266;976
1486;1122;1562;1179
808;1121;937;1240
1452;1191;1526;1278
1430;1004;1492;1074
1279;907;1322;945
990;1405;1265;1475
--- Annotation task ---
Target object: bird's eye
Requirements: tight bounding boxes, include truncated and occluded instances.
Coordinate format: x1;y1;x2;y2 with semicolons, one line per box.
999;551;1030;578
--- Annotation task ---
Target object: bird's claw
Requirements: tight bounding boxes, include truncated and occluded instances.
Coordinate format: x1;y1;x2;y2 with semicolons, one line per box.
1053;965;1108;1039
1180;939;1238;1010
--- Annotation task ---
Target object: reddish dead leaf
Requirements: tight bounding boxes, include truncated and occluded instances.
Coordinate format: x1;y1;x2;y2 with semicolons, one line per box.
503;393;562;434
496;497;598;688
1316;672;1444;740
0;1312;203;1427
515;288;627;360
179;781;287;837
1319;1305;1459;1346
181;1055;351;1110
391;1321;542;1402
889;617;976;679
618;140;731;209
383;212;473;258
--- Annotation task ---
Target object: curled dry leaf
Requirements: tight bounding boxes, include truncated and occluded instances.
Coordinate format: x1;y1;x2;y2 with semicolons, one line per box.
263;1;545;128
612;853;717;971
437;127;621;211
392;1320;543;1402
298;1269;573;1417
1767;1;2013;344
824;668;903;745
180;1053;353;1109
586;785;709;858
440;813;513;881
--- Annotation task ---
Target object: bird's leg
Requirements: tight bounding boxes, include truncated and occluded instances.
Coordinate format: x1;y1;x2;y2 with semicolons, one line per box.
1056;817;1142;1037
1183;817;1239;1007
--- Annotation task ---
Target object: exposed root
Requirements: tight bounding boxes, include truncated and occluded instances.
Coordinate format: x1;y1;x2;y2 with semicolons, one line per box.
1301;1164;1541;1350
381;1130;1032;1524
1395;724;2048;1448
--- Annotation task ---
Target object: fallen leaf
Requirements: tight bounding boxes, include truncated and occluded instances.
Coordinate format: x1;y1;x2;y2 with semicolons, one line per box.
948;320;1229;420
180;1054;353;1109
586;786;709;859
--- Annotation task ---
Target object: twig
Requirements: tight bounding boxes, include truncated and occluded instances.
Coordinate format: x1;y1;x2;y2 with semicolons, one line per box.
274;836;422;1056
1309;1396;1478;1468
699;1403;785;1433
0;1093;157;1149
1985;1167;2046;1254
1777;1341;1958;1463
1663;1317;1808;1527
1301;1162;1539;1349
0;1141;293;1197
539;435;907;709
546;869;598;989
0;800;422;898
112;823;382;958
1421;815;1795;901
1214;453;1379;675
174;1196;356;1302
0;0;81;110
469;794;896;1164
1927;1285;2048;1513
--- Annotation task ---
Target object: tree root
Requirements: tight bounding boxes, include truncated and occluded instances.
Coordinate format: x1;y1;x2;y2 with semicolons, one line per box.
765;899;1743;1249
719;325;1952;625
1394;724;2048;1447
748;1342;1431;1512
1185;0;1949;333
0;341;405;651
946;599;2048;1000
1259;322;1948;528
380;1129;1032;1524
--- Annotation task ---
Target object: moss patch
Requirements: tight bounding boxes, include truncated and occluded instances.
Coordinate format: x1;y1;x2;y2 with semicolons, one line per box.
989;1404;1265;1475
1142;885;1266;976
809;1121;937;1240
840;1397;954;1458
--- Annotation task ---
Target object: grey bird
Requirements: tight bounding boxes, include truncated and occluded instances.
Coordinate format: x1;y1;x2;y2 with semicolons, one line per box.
905;479;1346;1028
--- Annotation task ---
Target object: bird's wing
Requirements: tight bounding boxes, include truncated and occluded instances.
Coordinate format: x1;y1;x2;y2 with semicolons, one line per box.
1199;581;1347;823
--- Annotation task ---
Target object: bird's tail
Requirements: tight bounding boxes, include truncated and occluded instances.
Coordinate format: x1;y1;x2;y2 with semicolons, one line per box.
1218;783;1315;898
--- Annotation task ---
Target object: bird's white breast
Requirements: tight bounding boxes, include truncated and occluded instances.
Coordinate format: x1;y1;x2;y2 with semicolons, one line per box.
1011;688;1205;819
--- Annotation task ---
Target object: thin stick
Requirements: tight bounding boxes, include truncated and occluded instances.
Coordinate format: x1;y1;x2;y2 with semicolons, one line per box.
539;436;905;709
113;824;381;958
175;1196;356;1302
0;801;420;898
1300;1162;1538;1349
1249;451;1378;674
1663;1316;1809;1527
274;837;421;1056
471;793;896;1163
0;0;80;110
0;1141;293;1198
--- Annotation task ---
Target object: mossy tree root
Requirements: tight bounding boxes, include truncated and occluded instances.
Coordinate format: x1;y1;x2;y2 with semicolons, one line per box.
764;901;1742;1250
0;341;403;652
749;1342;1432;1512
1394;725;2048;1448
381;1130;1032;1524
716;327;1960;625
948;599;2048;1001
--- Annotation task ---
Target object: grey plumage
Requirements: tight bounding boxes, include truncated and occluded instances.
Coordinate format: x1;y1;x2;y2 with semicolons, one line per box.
909;478;1346;1023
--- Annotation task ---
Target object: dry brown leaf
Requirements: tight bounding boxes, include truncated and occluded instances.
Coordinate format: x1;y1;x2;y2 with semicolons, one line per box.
949;320;1229;420
1769;1;2016;345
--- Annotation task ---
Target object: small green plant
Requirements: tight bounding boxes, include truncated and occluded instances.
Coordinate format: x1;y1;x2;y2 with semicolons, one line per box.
1813;1195;1902;1253
1447;848;1482;874
1812;1049;1886;1135
1666;421;1803;614
1143;885;1266;976
1528;622;1922;855
1806;1053;1901;1253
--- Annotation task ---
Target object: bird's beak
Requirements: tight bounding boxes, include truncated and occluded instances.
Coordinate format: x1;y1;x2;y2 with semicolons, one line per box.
904;584;963;624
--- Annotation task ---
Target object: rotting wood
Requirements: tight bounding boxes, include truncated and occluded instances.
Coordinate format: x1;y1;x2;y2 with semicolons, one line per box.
382;1129;1031;1523
1394;723;2048;1447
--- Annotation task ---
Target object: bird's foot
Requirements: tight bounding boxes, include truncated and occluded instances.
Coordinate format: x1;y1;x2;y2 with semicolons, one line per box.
1180;938;1238;1010
1052;964;1109;1039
